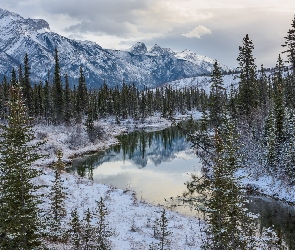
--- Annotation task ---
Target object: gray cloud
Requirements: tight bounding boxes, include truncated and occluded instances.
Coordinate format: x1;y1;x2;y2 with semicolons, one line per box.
1;0;294;68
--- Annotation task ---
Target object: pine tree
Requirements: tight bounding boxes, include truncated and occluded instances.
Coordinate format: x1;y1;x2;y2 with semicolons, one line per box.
82;208;95;249
47;150;67;242
0;76;9;119
150;209;172;250
258;64;269;113
22;53;33;115
10;68;18;87
76;66;88;122
68;208;82;249
237;34;258;119
52;48;64;124
0;85;44;249
209;60;226;127
282;15;295;107
94;197;112;250
281;108;295;184
43;80;52;124
64;74;72;125
183;115;257;249
273;54;285;145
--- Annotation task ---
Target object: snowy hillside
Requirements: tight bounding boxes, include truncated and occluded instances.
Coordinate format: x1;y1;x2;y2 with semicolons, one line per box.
0;8;231;89
160;74;239;93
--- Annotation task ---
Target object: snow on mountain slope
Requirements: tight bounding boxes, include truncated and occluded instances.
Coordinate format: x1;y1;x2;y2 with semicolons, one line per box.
0;8;231;89
161;74;239;93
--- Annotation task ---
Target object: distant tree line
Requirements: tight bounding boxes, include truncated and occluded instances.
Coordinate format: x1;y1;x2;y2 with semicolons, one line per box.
0;48;209;128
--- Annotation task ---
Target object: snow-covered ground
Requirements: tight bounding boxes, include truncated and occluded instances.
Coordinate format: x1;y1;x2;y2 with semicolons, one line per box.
31;111;286;249
161;74;239;93
39;166;204;249
34;111;202;166
34;111;207;249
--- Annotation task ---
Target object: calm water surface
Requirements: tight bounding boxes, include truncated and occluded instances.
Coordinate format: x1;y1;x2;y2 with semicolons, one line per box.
71;125;295;249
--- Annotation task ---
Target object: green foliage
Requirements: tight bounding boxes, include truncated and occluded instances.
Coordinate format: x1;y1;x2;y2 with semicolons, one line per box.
183;115;257;249
22;53;33;115
237;34;258;119
94;197;113;250
52;48;64;124
46;150;67;242
150;209;172;250
82;208;95;249
282;15;295;106
209;60;226;127
0;85;45;249
68;208;83;249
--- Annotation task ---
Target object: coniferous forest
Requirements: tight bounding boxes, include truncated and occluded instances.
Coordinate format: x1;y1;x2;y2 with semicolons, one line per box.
0;9;295;250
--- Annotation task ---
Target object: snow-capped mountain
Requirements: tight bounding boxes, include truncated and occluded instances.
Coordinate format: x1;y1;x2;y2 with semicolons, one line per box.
0;8;230;89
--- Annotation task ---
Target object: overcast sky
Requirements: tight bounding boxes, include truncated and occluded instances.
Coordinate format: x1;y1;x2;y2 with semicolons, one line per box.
1;0;295;68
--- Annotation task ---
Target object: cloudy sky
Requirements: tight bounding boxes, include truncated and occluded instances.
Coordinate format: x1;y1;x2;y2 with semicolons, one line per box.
1;0;295;68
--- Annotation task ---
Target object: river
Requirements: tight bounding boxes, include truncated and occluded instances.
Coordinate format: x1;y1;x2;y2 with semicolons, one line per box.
70;124;295;249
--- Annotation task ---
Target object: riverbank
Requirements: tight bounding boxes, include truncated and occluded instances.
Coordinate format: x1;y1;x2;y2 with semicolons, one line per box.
34;111;202;166
33;111;208;249
32;111;285;248
34;110;295;208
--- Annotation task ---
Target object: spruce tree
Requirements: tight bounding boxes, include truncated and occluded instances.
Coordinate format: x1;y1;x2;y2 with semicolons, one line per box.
0;85;44;249
281;109;295;184
64;74;72;125
273;54;285;145
264;109;277;172
258;64;269;113
183;115;257;249
23;53;33;115
82;208;95;249
282;15;295;106
10;68;18;87
52;48;64;124
68;208;82;249
150;209;172;250
237;34;258;120
209;60;226;127
47;150;67;242
94;197;112;250
76;66;88;122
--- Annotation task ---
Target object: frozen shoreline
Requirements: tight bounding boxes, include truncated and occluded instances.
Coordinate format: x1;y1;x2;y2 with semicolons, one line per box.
32;111;291;249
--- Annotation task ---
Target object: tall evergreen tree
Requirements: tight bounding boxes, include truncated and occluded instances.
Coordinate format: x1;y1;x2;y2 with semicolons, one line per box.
0;85;44;249
273;54;285;145
237;34;258;119
183;115;257;249
76;66;88;122
209;60;226;127
282;15;295;106
52;48;64;124
82;208;95;249
68;208;82;249
10;68;18;87
23;53;33;115
47;150;67;242
64;74;72;125
94;197;112;250
150;209;172;250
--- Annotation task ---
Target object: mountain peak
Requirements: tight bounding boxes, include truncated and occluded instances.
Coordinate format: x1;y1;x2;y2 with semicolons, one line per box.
0;8;50;31
26;18;50;30
130;42;147;55
149;44;174;56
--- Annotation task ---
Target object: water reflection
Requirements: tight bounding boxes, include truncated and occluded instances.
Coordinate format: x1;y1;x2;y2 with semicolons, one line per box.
70;125;295;249
71;125;202;206
247;197;295;249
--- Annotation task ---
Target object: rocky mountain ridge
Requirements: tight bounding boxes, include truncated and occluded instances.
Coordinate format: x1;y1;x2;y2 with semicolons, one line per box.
0;8;230;89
